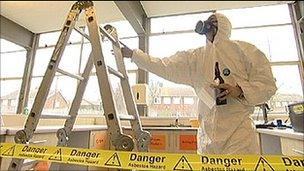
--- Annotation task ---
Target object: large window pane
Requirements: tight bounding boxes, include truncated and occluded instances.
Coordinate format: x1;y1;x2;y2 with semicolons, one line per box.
0;80;22;114
0;39;26;114
106;20;137;38
34;45;81;76
269;65;303;113
58;44;81;74
128;72;137;86
41;76;77;115
80;43;92;73
79;74;131;116
102;40;120;70
1;51;26;77
39;31;60;47
120;37;139;49
111;75;128;116
0;39;25;52
80;76;103;115
32;32;81;115
29;76;78;115
80;41;117;71
121;37;139;70
81;38;138;81
151;12;212;33
84;20;137;42
28;77;43;108
80;75;128;116
82;20;139;75
33;47;54;76
39;30;82;47
272;65;303;96
148;33;204;117
149;33;204;88
231;25;298;61
219;4;291;28
1;39;26;77
149;33;205;57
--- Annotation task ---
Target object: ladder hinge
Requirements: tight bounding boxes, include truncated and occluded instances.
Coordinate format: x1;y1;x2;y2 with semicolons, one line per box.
72;1;93;11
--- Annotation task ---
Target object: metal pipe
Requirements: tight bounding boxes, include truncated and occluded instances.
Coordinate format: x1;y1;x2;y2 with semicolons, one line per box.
107;66;125;79
57;68;84;80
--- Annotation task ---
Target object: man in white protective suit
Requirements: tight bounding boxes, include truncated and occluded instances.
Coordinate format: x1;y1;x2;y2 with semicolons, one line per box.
121;13;277;154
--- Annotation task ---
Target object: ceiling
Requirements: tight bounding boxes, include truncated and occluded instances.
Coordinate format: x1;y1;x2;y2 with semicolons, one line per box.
0;1;291;33
0;1;125;33
141;1;291;17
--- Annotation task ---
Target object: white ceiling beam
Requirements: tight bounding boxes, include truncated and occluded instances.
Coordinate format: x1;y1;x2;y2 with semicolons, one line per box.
0;15;34;48
114;1;147;35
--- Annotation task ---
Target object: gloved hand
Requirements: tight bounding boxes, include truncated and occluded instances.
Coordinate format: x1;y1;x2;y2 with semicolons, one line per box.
121;46;133;58
211;83;243;100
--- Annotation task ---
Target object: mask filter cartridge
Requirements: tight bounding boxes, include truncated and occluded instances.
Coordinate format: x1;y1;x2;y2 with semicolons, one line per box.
195;20;215;35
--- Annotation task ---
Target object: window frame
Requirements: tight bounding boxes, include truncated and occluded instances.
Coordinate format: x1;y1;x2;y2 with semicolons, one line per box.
0;39;28;114
146;3;304;117
2;22;140;115
2;3;303;116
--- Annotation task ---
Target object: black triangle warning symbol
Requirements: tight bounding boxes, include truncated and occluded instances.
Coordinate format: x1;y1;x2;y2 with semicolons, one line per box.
173;156;193;171
105;152;121;167
48;148;62;161
2;145;15;156
254;157;275;171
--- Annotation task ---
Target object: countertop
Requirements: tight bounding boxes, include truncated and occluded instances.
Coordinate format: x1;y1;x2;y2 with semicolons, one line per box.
1;125;198;135
256;128;304;140
3;125;107;135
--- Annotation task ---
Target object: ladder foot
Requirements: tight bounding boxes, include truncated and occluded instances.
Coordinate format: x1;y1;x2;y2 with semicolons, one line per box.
137;131;151;152
15;130;27;144
115;134;134;151
56;128;68;145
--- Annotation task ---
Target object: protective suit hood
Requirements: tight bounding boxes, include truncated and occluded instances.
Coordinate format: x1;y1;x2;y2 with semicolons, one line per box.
212;13;232;43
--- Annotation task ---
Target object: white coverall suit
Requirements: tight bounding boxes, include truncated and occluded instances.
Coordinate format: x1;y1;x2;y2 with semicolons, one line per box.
131;13;277;154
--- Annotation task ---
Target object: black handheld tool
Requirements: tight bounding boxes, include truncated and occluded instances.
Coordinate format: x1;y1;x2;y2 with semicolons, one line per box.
214;62;227;105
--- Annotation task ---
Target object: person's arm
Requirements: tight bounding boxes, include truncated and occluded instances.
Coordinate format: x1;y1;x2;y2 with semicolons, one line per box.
130;48;201;86
235;46;277;106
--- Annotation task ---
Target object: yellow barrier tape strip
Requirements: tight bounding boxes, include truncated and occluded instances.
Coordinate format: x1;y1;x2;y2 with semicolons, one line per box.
0;143;303;170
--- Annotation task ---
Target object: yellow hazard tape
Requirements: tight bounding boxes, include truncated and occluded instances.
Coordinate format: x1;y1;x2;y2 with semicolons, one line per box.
0;143;303;170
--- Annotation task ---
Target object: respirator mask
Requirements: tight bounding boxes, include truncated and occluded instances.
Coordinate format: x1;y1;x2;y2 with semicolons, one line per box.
195;20;217;35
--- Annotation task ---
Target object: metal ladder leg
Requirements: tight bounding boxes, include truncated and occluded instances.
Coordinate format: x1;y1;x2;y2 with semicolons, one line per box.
104;25;151;152
84;5;134;151
8;5;81;171
59;53;94;145
49;52;94;170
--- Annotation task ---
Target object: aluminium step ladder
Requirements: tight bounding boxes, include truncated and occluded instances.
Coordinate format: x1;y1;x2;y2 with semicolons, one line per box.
8;1;151;170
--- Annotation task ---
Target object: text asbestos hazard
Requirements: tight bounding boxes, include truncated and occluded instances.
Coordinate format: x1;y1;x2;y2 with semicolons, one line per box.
127;153;167;170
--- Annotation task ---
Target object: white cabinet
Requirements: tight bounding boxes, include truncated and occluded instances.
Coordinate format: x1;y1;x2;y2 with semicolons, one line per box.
257;128;304;156
281;137;304;156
